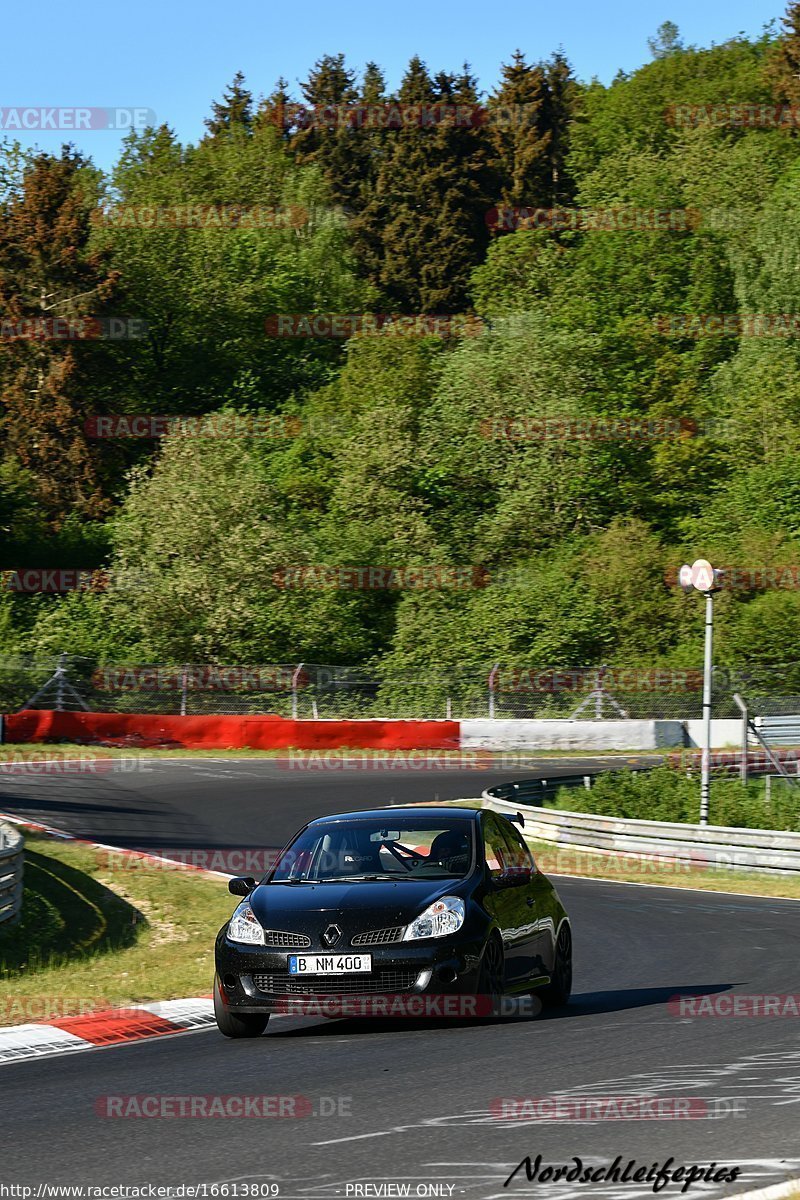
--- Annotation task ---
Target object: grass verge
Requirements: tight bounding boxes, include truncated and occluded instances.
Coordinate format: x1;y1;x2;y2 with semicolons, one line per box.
523;836;800;900
0;833;233;1024
0;743;665;761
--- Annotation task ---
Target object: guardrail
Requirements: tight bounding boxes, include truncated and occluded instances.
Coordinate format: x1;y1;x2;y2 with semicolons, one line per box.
755;715;800;746
485;774;594;808
0;821;24;924
482;782;800;873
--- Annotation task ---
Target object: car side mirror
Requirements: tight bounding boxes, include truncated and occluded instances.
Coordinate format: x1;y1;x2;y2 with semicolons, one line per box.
494;867;532;888
228;876;256;896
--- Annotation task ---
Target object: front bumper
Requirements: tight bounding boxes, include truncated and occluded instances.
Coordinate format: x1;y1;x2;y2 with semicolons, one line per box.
215;931;485;1014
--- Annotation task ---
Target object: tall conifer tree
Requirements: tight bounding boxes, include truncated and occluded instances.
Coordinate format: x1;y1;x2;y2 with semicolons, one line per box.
205;71;254;136
766;0;800;106
488;51;550;207
0;150;118;522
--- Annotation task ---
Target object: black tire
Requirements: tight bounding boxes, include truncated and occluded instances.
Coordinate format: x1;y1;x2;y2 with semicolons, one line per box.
539;924;572;1007
477;933;505;1019
213;975;269;1039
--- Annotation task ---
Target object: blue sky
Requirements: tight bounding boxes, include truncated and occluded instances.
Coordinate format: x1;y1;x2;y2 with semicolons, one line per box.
2;0;782;173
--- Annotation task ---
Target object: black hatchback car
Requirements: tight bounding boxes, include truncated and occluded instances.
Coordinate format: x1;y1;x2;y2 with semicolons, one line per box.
214;805;572;1037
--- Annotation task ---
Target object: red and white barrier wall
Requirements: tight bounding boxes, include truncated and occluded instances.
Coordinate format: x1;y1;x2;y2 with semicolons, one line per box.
3;710;460;751
0;710;709;751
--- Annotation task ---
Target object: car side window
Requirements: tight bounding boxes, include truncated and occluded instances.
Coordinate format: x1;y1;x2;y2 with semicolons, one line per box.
482;815;509;876
499;820;535;873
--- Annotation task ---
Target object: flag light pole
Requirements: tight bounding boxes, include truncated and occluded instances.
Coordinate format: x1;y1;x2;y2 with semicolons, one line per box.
700;590;714;825
679;559;724;826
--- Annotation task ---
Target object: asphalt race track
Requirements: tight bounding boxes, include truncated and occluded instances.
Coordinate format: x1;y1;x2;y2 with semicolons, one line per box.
2;759;799;1198
0;755;650;860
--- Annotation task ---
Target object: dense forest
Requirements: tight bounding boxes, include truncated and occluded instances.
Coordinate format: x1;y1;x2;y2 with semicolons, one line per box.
3;10;800;682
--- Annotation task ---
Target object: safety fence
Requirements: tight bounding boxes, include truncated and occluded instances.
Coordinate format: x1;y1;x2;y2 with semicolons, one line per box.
482;784;800;873
5;654;800;721
0;821;24;924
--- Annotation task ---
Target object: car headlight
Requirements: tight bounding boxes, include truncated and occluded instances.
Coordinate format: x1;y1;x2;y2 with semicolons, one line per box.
227;902;265;945
403;896;465;941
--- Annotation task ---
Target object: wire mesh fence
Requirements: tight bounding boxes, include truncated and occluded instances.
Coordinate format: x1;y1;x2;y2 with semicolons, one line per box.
3;654;800;721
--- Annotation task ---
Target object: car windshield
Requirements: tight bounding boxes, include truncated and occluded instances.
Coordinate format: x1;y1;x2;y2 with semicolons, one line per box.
268;817;474;883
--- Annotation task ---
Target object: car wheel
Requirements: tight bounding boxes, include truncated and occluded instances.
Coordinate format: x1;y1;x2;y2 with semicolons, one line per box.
539;924;572;1007
213;974;269;1038
477;933;505;1018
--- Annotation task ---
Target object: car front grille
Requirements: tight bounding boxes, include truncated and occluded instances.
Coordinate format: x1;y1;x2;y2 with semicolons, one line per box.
263;931;312;948
351;926;405;946
252;970;420;995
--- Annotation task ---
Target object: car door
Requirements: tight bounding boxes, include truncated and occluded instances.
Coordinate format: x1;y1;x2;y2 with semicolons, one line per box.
497;818;551;981
480;813;537;985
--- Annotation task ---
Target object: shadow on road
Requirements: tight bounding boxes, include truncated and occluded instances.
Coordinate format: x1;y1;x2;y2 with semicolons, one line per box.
263;983;736;1038
537;983;735;1019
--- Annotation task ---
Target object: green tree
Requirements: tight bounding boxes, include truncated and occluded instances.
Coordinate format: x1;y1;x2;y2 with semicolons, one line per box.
765;0;800;105
487;51;550;207
204;71;254;137
0;148;119;523
353;57;494;311
648;21;684;59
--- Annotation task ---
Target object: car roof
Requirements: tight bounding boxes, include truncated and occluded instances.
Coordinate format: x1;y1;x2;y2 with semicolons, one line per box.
307;805;482;825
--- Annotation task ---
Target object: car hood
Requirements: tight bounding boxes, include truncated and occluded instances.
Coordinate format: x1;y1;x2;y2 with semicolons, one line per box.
249;878;463;931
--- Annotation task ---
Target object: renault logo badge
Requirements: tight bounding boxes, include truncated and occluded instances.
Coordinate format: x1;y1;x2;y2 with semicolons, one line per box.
322;923;341;947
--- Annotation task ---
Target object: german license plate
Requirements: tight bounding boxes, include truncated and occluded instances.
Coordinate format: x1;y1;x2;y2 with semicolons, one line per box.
288;953;372;975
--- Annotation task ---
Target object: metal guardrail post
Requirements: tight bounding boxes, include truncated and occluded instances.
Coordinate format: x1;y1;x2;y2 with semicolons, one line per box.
291;662;305;721
488;664;499;719
735;695;798;788
733;692;748;785
0;821;24;925
699;593;714;825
